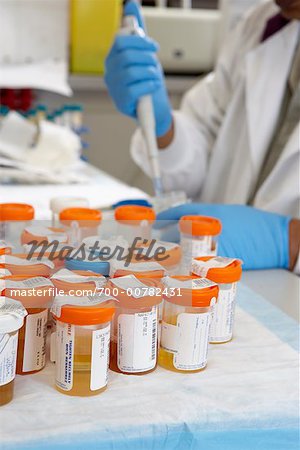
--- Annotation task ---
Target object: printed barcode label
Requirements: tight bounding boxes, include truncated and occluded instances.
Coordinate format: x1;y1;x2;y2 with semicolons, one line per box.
117;306;158;373
174;312;211;370
5;277;53;290
210;283;237;343
0;298;27;318
151;308;157;361
191;257;237;277
0;332;19;386
110;261;166;276
110;275;149;298
51;269;106;288
192;278;216;289
163;276;216;291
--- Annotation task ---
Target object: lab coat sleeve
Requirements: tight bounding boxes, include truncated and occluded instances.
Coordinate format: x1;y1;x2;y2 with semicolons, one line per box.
130;16;246;198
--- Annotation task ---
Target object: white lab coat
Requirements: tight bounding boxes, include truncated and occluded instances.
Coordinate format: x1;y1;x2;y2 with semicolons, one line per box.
131;1;300;219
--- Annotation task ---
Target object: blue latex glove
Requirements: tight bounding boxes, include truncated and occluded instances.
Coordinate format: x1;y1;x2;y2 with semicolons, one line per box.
155;204;291;270
104;1;172;137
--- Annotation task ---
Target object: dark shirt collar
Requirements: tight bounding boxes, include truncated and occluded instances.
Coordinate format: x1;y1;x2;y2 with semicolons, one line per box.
261;13;290;42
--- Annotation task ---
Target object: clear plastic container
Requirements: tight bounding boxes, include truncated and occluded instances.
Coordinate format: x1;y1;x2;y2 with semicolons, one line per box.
0;297;27;406
179;215;222;273
53;302;115;396
114;205;156;245
0;254;54;277
0;203;34;250
158;276;219;373
50;197;89;227
191;256;242;344
2;275;53;375
107;275;162;375
60;207;102;246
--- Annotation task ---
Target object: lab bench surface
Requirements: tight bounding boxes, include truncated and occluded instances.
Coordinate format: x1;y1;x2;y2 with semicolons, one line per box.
242;269;299;323
0;273;298;450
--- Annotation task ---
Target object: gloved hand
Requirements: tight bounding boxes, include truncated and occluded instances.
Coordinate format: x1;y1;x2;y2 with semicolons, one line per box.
104;1;172;137
155;204;291;270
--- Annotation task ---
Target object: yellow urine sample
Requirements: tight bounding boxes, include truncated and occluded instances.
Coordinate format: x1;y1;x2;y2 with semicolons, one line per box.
0;380;14;406
56;332;106;397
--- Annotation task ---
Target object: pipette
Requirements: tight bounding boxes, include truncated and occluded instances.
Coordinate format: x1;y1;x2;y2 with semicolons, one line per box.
119;15;164;196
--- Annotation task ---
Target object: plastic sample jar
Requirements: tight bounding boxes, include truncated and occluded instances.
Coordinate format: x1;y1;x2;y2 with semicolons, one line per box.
2;275;53;374
107;275;162;375
191;257;242;343
114;205;156;244
50;197;89;227
51;269;106;294
133;240;182;272
179;216;222;272
21;226;68;246
158;276;219;373
0;297;27;405
110;261;167;280
60;207;102;245
0;203;34;249
0;254;54;277
53;302;115;396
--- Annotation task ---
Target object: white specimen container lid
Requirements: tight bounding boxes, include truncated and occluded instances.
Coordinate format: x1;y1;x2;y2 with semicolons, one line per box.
50;197;89;214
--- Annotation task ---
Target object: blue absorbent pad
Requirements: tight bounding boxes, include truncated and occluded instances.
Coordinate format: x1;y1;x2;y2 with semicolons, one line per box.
0;284;298;450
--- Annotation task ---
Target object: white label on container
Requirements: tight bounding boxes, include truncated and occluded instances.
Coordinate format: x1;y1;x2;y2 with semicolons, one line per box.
162;276;217;291
0;297;27;319
90;324;110;391
55;322;74;391
0;332;18;386
210;283;237;343
191;257;237;277
162;313;210;371
110;261;166;277
160;322;178;353
51;269;106;289
22;310;47;372
50;332;56;363
110;275;150;298
4;277;53;290
117;306;157;373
